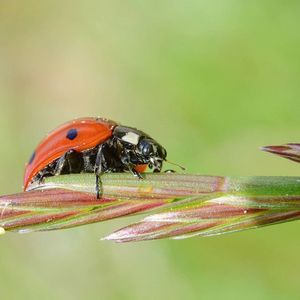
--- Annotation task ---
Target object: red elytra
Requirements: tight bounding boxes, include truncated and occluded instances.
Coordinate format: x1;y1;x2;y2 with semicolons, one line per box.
23;117;117;190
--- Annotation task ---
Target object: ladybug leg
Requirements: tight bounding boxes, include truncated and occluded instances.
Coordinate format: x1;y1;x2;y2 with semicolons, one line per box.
121;149;144;179
54;154;68;175
152;159;163;173
36;170;48;185
54;149;83;175
94;145;104;199
130;167;144;179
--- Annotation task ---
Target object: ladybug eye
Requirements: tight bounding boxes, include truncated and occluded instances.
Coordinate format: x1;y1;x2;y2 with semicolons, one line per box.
139;139;154;156
159;147;167;159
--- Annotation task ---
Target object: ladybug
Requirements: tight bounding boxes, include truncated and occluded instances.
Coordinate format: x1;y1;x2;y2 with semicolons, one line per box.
24;117;167;198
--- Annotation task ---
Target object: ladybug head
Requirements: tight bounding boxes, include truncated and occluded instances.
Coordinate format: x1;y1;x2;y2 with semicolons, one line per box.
113;126;167;171
137;137;167;170
138;137;166;158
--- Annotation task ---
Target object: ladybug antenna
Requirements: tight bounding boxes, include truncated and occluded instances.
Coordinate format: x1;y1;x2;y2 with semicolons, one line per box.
165;159;186;171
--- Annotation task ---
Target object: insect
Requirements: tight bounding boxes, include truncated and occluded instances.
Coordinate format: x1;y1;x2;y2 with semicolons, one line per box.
24;117;168;198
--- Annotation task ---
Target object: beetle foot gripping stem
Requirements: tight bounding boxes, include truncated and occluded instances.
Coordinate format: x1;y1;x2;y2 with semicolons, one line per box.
95;174;103;199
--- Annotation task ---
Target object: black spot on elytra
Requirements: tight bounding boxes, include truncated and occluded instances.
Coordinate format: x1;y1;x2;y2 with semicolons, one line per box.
66;128;78;140
28;151;36;164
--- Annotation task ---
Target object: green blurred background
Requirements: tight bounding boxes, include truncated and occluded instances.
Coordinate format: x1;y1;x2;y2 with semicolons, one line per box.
1;1;300;299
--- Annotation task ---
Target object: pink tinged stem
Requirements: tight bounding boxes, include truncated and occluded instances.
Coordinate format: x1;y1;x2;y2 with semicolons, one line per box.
0;189;168;232
262;144;300;163
1;173;300;241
